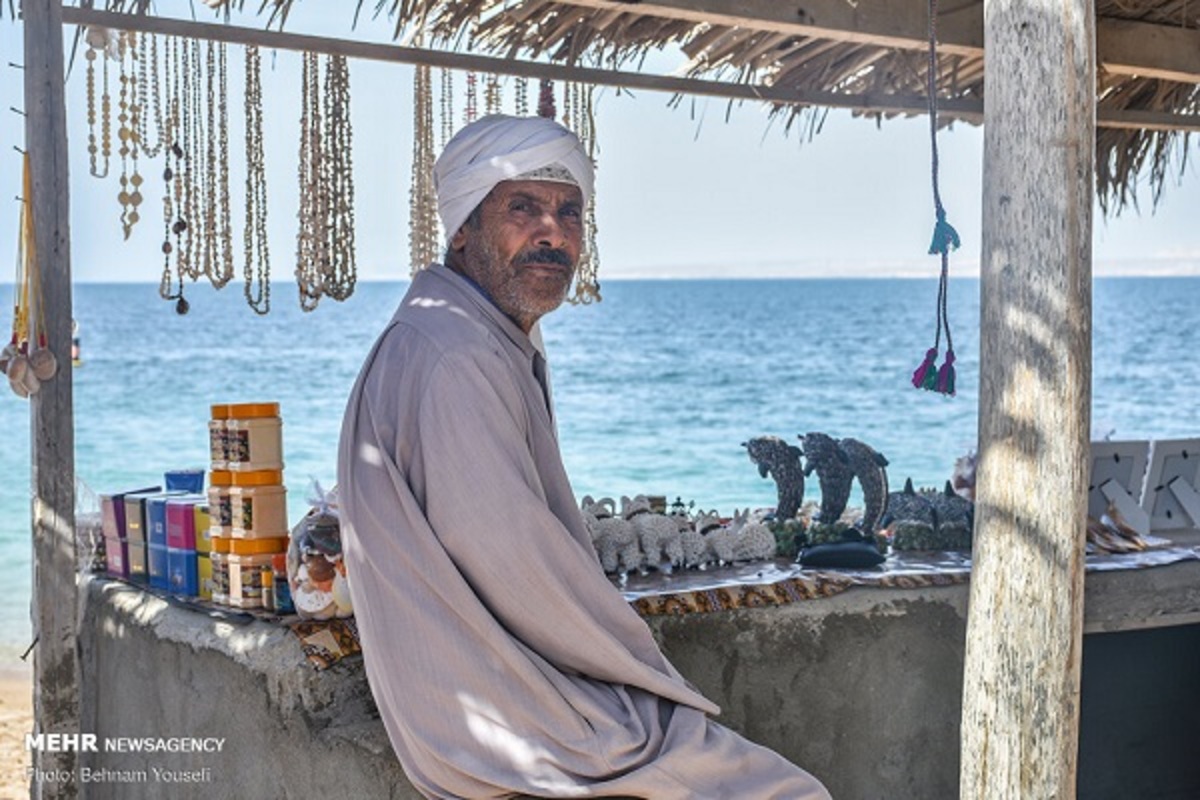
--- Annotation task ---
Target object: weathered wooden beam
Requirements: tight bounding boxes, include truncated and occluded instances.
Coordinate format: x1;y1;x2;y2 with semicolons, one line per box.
58;7;1200;132
962;0;1093;794
556;0;1200;84
58;6;985;121
24;1;79;798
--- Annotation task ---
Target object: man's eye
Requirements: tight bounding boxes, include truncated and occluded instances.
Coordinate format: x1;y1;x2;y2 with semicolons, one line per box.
561;207;582;220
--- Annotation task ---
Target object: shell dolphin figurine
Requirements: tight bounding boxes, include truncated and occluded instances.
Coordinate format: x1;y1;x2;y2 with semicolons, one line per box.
743;436;806;520
838;437;890;533
800;432;854;524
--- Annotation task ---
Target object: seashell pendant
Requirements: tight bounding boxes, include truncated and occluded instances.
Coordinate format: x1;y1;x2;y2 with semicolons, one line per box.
19;366;41;396
6;353;29;382
30;348;58;381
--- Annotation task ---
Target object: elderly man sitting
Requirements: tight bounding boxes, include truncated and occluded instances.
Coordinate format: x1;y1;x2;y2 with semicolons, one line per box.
338;114;831;800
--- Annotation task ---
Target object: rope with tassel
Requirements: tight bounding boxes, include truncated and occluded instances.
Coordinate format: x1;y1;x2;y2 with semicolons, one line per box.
912;0;960;396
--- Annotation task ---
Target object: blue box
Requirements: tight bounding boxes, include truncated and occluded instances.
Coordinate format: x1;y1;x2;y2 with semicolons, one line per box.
145;492;185;547
148;543;169;590
167;548;199;597
165;469;205;493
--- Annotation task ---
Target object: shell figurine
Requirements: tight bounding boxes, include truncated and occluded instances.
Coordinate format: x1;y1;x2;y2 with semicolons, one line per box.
800;432;854;524
732;521;777;562
838;437;890;534
743;436;806;521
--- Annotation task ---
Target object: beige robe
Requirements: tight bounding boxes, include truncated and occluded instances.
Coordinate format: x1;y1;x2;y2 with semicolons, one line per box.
338;265;831;799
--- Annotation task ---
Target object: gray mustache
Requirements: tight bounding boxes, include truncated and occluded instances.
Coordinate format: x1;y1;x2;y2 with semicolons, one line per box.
519;249;572;267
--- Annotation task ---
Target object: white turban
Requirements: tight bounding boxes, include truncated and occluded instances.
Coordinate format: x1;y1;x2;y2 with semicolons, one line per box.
433;114;594;245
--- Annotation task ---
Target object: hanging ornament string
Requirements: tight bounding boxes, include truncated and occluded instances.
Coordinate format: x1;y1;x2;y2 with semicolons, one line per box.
296;52;327;311
135;30;164;158
410;61;439;276
3;155;57;398
911;0;961;397
565;82;601;305
296;52;357;311
115;31;145;240
322;54;356;302
515;76;529;116
484;74;502;115
243;44;272;315
84;26;111;179
537;78;556;119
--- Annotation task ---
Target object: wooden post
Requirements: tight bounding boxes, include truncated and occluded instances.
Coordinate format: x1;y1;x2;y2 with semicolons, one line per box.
23;1;79;797
960;0;1094;794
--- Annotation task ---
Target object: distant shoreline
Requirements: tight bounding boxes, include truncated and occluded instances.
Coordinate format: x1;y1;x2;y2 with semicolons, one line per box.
3;271;1199;287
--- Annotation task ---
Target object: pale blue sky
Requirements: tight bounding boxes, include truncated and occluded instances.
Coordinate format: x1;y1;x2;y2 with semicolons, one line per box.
1;3;1197;284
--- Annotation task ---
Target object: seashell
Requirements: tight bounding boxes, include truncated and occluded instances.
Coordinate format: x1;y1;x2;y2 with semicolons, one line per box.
84;25;110;50
9;375;30;398
20;367;41;396
30;348;58;381
0;342;17;375
331;571;354;616
6;353;28;382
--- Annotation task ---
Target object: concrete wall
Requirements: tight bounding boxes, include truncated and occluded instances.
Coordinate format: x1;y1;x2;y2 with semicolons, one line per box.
74;560;1200;799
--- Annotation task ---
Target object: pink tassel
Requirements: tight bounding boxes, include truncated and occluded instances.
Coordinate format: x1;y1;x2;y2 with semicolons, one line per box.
912;348;938;390
936;349;956;395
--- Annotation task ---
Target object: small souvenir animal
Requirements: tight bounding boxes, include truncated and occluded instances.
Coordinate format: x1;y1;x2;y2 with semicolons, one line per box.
800;432;854;523
624;504;684;569
732;521;778;562
585;513;642;574
704;527;736;566
581;495;616;519
743;436;806;520
838;437;890;533
930;481;973;546
678;529;710;569
881;478;936;529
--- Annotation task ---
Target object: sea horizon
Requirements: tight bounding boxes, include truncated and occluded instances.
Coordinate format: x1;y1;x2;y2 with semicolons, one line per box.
2;275;1198;655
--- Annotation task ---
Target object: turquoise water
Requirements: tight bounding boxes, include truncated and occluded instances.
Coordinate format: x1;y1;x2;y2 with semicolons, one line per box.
2;277;1198;654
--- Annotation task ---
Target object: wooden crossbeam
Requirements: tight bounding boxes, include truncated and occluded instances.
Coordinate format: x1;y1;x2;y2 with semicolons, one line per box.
556;0;1200;85
59;7;1200;131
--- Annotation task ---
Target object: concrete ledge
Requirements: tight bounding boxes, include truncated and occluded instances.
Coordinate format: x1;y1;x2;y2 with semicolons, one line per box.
77;577;419;800
75;559;1200;799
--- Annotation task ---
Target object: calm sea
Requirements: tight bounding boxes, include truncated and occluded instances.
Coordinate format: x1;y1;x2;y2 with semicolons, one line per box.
2;277;1198;655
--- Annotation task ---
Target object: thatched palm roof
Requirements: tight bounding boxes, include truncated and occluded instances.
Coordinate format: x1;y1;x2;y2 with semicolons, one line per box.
30;0;1200;211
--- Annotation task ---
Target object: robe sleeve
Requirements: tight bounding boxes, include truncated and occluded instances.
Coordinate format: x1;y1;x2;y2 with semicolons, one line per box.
414;346;718;714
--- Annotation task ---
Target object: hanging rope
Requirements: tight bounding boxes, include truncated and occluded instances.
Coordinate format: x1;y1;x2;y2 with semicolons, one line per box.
912;0;961;397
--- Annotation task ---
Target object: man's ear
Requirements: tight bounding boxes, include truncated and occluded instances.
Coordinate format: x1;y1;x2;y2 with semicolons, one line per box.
449;226;468;253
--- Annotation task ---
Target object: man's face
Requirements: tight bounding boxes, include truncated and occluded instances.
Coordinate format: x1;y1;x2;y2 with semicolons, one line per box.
448;180;584;332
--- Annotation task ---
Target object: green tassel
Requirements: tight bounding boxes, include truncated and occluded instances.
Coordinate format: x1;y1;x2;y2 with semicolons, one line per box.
928;215;961;256
921;363;939;390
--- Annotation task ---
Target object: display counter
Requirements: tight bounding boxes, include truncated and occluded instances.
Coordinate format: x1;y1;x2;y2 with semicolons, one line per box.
77;547;1200;799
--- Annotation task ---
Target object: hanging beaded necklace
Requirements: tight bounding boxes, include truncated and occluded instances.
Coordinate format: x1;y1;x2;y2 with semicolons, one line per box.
296;52;357;311
243;44;271;315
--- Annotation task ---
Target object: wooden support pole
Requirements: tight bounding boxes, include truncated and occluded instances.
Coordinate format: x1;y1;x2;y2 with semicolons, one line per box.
24;1;79;798
961;0;1094;793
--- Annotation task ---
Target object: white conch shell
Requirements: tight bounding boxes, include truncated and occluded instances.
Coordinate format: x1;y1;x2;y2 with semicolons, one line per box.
6;353;28;382
30;348;58;381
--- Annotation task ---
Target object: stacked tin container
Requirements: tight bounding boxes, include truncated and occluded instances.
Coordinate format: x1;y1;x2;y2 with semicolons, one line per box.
207;403;289;609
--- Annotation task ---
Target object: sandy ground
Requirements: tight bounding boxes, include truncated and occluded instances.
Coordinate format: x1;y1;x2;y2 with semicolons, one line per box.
0;665;32;799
